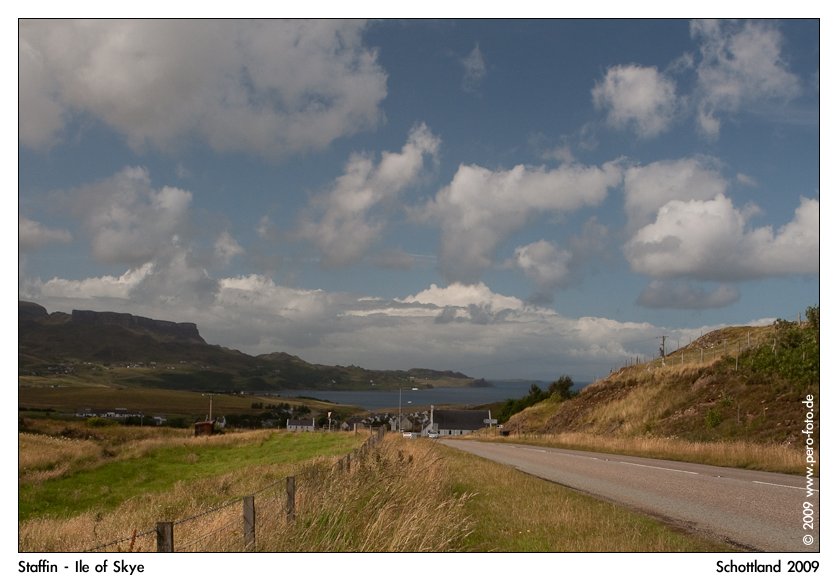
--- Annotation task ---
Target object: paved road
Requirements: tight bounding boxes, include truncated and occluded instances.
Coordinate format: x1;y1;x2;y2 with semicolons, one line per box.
440;440;819;552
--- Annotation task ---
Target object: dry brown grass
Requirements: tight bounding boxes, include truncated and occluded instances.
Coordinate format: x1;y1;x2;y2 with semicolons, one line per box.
19;465;292;552
18;419;296;487
257;437;474;552
19;433;474;553
19;433;103;483
501;327;817;473
440;443;734;552
20;430;746;553
19;439;355;553
473;431;808;474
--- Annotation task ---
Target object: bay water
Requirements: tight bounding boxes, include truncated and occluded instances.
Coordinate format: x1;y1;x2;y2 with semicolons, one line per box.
279;380;561;411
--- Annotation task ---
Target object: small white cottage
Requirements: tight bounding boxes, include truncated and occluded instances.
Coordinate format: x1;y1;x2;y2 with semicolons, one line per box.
422;407;495;436
287;418;316;432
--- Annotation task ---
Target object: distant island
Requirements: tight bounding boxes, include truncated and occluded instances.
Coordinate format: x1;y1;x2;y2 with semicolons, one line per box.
467;377;492;388
18;301;478;392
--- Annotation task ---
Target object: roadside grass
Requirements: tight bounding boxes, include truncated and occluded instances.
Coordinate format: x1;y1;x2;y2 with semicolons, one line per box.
258;437;474;552
469;431;807;475
439;443;735;552
20;432;737;552
19;429;364;522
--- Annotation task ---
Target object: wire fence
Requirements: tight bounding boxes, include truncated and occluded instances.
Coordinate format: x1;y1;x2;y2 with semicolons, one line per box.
604;325;813;379
611;341;754;374
78;426;387;553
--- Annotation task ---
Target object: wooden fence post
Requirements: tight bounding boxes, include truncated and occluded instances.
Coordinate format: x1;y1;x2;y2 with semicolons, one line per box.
156;522;173;552
286;476;296;524
243;496;256;550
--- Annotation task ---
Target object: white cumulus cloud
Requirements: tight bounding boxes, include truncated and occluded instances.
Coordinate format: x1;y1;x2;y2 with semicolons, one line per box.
19;20;387;156
513;240;573;291
19;216;72;252
298;123;440;267
691;19;801;139
592;64;679;138
40;263;153;300
422;160;623;283
68;166;193;266
623;157;728;231
625;194;819;281
401;282;525;313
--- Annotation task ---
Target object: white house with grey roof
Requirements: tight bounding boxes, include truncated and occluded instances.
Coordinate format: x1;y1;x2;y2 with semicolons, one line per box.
287;418;316;432
421;406;495;436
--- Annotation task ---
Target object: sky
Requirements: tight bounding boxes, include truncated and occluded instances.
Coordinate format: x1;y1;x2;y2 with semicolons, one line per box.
16;18;821;382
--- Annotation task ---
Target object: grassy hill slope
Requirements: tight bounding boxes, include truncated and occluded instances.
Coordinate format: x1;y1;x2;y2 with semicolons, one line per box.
506;314;819;449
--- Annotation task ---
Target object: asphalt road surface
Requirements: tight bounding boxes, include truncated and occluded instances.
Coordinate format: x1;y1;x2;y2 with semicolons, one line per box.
440;439;819;552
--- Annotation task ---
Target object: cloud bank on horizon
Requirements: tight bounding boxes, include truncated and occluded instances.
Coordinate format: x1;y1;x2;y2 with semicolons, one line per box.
18;19;819;380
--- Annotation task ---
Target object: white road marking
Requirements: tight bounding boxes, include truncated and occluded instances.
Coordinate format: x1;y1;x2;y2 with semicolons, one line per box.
752;480;819;492
531;448;603;462
619;461;699;475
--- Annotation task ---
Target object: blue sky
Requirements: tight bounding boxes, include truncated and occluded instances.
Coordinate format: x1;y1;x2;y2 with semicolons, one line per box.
17;19;820;381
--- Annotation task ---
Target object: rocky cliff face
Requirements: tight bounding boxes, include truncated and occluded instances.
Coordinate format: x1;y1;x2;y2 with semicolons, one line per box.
70;309;205;344
18;301;49;321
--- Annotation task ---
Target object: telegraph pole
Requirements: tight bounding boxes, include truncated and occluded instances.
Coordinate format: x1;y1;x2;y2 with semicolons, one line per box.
202;393;213;422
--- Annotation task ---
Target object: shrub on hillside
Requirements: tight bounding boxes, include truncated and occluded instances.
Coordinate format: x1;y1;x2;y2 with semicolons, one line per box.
498;376;575;423
737;306;819;386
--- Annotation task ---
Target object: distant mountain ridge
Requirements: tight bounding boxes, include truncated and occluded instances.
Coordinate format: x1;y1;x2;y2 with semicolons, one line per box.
18;301;475;392
70;309;204;344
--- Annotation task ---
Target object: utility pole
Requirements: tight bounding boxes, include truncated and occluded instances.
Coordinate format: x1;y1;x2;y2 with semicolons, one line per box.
202;393;213;422
398;387;402;433
659;335;667;364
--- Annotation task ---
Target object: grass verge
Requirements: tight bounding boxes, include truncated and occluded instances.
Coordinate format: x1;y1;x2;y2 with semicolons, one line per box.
468;431;811;475
20;432;739;552
438;442;736;552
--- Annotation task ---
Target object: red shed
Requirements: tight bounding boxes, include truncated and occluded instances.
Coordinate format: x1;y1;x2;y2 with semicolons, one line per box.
194;421;214;436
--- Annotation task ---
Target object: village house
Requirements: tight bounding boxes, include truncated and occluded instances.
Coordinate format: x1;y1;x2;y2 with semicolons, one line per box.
389;414;416;433
75;407;143;420
421;407;496;436
287;418;316;432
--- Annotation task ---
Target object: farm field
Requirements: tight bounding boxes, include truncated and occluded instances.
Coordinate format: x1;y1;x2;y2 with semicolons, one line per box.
19;421;366;551
18;381;361;421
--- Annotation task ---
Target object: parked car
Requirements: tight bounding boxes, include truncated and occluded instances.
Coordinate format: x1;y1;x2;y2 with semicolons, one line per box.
402;431;416;438
427;431;439;439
